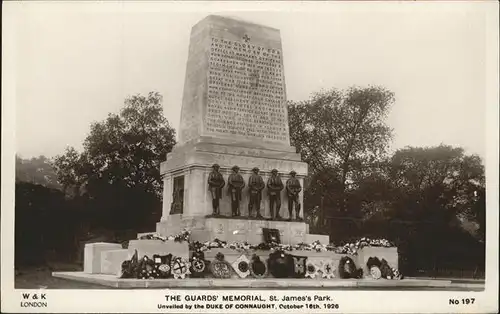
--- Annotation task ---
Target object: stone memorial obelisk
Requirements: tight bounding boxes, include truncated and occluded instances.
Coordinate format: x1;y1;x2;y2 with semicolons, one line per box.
157;15;324;245
54;16;403;285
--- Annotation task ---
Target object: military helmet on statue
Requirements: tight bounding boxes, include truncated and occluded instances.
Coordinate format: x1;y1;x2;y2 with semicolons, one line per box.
271;169;278;174
290;170;297;176
251;167;259;173
231;165;240;171
212;164;220;169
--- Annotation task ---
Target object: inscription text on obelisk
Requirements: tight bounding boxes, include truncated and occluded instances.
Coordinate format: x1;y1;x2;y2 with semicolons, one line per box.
207;36;288;143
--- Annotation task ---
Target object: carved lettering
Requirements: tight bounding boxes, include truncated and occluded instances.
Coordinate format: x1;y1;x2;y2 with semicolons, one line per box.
207;37;288;142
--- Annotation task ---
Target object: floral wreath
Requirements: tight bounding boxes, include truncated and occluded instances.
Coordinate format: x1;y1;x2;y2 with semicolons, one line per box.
231;254;251;278
320;260;336;279
139;230;191;243
305;261;319;278
338;256;362;279
171;257;191;279
187;237;394;256
249;255;268;279
209;252;232;279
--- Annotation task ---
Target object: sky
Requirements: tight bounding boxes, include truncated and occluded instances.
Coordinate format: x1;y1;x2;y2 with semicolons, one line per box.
10;1;493;161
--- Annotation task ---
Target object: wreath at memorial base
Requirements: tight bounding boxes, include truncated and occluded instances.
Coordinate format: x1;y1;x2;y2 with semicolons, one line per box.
171;257;191;279
153;254;173;278
138;256;160;279
392;268;403;280
379;258;393;279
305;261;319;278
320;260;336;279
232;254;251;278
249;254;268;279
268;250;292;278
189;250;207;277
366;257;382;269
366;257;403;280
369;266;382;280
120;250;140;279
209;252;232;279
289;255;307;278
338;256;363;279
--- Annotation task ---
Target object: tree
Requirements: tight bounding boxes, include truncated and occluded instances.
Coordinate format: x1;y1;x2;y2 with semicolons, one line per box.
53;92;176;231
288;86;394;214
379;145;486;274
388;145;485;223
16;155;62;190
15;182;67;266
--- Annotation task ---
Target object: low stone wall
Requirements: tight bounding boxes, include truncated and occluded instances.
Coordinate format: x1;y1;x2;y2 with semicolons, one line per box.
85;240;190;275
84;240;399;279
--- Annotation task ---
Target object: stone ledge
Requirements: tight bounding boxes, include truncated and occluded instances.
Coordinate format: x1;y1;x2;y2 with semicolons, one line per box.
203;214;305;222
157;216;313;245
52;272;458;289
161;158;308;177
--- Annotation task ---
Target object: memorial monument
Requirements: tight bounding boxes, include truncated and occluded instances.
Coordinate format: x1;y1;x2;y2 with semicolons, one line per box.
53;15;401;285
156;15;327;245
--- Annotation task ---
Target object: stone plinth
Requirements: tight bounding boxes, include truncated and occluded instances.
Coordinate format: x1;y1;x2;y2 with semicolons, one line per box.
92;241;190;276
84;242;123;274
160;147;307;220
157;216;324;245
155;214;184;237
101;249;132;276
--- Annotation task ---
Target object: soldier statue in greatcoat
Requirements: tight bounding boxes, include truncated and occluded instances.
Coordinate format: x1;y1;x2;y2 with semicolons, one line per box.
286;170;302;221
207;164;225;215
248;167;265;219
227;165;245;217
267;169;284;220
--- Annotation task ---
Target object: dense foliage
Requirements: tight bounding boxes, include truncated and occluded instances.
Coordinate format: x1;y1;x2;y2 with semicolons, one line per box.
51;92;176;231
53;92;176;198
289;86;394;213
16;155;62;190
289;87;485;276
15;92;176;266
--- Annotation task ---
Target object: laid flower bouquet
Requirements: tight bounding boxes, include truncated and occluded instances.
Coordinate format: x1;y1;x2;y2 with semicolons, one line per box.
139;229;191;243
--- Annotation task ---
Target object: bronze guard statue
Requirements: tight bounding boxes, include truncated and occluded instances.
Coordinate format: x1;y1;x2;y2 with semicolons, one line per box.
286;170;302;221
248;167;265;219
208;164;225;215
267;169;284;220
228;165;245;217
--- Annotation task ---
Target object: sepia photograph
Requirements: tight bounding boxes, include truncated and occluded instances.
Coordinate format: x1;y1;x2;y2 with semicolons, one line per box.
2;1;498;313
